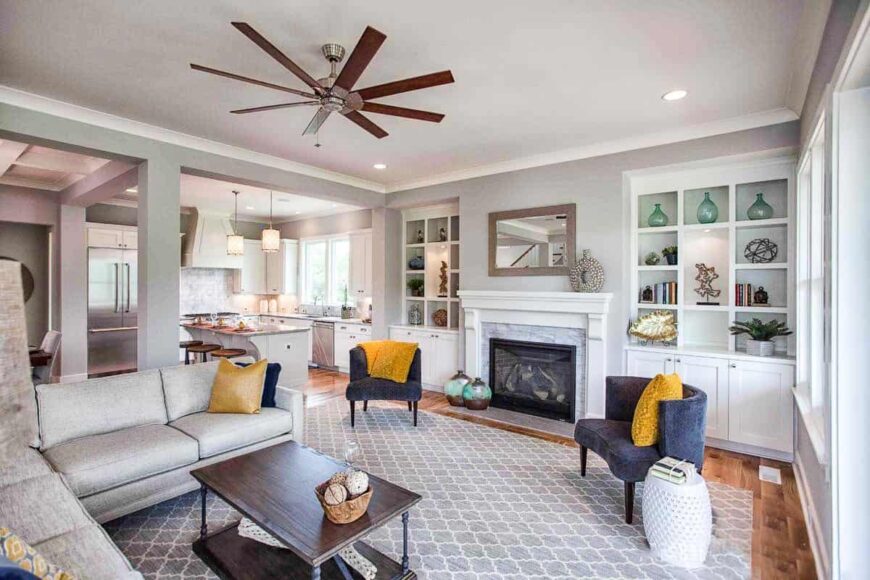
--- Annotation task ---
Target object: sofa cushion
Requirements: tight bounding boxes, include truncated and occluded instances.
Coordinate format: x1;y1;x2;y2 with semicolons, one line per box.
0;447;52;488
160;361;220;421
345;376;423;402
33;524;141;580
37;370;167;450
42;424;199;497
0;474;93;546
573;419;662;482
169;408;293;458
0;528;75;580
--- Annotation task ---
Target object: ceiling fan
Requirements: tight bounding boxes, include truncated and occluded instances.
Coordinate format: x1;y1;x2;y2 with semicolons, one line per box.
191;22;454;139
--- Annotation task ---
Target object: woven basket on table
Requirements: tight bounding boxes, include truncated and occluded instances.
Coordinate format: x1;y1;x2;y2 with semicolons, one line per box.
314;482;373;524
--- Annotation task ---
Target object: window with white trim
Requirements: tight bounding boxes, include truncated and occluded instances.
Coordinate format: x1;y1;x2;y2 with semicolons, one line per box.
299;235;351;306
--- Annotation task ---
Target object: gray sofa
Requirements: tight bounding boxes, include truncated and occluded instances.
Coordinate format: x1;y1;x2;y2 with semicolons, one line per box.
0;361;305;579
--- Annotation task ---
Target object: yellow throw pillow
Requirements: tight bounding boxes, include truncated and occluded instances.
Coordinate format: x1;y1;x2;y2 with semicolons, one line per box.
360;340;418;383
631;373;683;446
207;358;267;414
0;527;76;579
359;340;387;375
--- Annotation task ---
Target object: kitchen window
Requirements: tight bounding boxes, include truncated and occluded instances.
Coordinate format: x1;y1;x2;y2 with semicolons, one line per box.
300;236;351;306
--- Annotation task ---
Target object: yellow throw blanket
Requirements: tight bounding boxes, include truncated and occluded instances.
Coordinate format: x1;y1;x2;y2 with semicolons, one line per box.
359;340;418;383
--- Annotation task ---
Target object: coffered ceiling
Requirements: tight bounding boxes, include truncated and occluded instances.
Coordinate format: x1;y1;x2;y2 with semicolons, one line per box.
0;1;822;190
0;139;109;191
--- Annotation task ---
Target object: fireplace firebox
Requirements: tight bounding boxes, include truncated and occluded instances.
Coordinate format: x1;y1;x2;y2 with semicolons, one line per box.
489;338;576;422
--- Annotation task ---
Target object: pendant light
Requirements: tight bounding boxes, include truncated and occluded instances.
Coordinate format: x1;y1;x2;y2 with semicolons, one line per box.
261;190;280;253
226;190;244;256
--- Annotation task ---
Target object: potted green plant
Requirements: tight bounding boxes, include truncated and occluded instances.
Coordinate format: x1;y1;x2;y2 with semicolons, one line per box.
407;278;425;297
729;318;792;357
662;246;678;265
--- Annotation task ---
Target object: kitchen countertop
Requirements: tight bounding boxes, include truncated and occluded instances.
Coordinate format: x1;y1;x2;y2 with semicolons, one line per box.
252;313;371;325
181;323;310;337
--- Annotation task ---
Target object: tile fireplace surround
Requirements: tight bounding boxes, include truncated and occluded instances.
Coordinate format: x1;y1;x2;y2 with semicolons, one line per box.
458;290;613;420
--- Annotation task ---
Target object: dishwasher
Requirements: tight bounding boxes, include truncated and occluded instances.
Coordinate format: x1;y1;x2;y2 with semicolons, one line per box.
312;321;335;369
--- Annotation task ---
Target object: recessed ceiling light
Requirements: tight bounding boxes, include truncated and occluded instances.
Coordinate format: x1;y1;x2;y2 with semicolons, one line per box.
331;204;337;208
245;205;255;210
662;89;688;102
373;163;387;170
295;211;301;215
125;187;138;193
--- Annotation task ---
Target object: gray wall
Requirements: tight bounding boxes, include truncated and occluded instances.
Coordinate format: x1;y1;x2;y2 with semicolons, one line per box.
278;209;372;239
388;122;799;375
0;221;50;343
86;203;268;239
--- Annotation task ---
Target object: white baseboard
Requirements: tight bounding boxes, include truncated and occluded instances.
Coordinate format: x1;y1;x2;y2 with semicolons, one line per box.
58;373;88;383
793;452;830;580
705;437;794;462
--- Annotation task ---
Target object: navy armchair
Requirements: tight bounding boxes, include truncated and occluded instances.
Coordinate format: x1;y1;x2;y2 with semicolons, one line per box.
346;346;423;427
574;376;707;523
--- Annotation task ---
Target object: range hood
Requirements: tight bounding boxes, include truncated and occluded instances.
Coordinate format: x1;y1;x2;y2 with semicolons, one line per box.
181;208;244;269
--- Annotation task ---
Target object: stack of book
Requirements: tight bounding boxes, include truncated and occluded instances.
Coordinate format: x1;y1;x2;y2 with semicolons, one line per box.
649;456;696;485
735;283;755;306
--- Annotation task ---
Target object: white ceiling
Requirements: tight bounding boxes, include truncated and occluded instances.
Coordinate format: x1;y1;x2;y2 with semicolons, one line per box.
0;0;815;190
0;139;109;190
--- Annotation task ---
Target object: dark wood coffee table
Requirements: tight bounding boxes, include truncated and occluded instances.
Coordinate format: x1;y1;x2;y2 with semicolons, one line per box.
191;441;422;580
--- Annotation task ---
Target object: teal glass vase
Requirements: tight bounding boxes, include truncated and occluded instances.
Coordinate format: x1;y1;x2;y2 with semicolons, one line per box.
647;203;669;227
462;377;492;410
696;192;719;224
747;192;774;220
444;370;471;407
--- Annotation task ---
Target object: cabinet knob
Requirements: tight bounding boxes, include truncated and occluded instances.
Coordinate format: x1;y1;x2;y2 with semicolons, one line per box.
665;357;673;362
730;363;737;368
675;358;681;363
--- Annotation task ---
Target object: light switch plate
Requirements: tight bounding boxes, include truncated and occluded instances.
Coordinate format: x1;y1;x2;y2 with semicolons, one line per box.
759;465;782;485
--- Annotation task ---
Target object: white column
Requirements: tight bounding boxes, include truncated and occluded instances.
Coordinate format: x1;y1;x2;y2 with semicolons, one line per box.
58;205;88;381
137;158;180;370
370;208;402;339
585;313;608;418
463;308;481;377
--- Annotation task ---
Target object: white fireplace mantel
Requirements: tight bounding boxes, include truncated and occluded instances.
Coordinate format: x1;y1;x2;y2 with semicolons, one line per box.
458;290;613;419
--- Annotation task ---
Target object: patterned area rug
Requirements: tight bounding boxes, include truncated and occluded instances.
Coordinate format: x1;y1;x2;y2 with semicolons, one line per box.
105;400;751;579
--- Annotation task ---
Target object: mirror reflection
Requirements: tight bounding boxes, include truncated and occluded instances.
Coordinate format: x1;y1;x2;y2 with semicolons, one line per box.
495;214;568;269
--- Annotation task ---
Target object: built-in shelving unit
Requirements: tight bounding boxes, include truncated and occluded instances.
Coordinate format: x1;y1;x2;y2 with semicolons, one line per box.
401;203;461;329
628;157;796;357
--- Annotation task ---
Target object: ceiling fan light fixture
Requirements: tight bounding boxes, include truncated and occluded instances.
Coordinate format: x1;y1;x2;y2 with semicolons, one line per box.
227;190;245;256
662;89;688;101
261;190;280;253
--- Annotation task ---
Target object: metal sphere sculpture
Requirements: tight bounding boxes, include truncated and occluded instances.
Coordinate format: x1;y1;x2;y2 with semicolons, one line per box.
744;238;778;264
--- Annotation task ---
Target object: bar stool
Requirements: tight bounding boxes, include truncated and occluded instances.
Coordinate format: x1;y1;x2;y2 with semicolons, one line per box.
209;348;247;360
180;340;203;365
187;343;220;363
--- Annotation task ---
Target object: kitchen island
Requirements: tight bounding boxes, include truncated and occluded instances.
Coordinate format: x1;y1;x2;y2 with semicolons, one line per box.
181;324;309;388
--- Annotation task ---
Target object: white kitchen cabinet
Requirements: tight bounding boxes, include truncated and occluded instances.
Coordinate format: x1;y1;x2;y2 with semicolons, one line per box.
233;240;267;294
674;355;730;441
334;323;370;372
121;230;138;250
349;231;373;297
727;360;794;453
265;240;298;295
389;326;458;388
87;225;137;249
626;349;676;376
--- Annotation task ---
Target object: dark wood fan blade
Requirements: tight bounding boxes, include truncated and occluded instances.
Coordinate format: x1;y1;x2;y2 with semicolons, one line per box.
356;70;454;100
361;102;444;122
342;111;388;139
190;64;318;98
232;22;324;94
302;108;331;136
333;26;387;92
231;101;319;114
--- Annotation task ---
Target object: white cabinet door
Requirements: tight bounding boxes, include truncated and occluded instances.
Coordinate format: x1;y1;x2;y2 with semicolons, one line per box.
266;251;283;294
363;233;373;296
675;355;729;440
430;332;458;388
389;327;432;381
626;350;675;377
121;230;138;250
234;240;267;294
349;232;372;297
727;360;795;453
88;227;124;248
334;330;352;371
281;240;298;295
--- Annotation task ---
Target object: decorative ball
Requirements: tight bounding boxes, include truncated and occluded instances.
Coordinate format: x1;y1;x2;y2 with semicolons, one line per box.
323;483;348;506
328;471;348;487
744;238;778;264
569;249;605;292
344;470;369;496
644;252;661;266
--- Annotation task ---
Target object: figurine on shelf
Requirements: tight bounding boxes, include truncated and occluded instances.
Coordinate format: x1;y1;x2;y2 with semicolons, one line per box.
753;286;769;306
438;261;448;297
416;229;424;244
694;263;721;305
439;227;447;242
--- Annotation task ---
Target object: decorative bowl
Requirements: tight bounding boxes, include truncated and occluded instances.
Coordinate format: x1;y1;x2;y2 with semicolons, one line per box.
314;481;373;525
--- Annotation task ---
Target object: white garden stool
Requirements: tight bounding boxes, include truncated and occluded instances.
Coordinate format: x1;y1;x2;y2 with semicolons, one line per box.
642;469;712;568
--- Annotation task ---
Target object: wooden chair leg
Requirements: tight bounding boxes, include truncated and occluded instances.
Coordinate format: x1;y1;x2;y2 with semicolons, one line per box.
363;401;368;412
580;446;588;477
350;401;356;428
624;481;635;524
413;401;418;426
407;401;412;411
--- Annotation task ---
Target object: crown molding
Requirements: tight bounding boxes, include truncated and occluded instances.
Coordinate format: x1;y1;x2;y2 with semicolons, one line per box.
0;85;387;194
384;107;799;193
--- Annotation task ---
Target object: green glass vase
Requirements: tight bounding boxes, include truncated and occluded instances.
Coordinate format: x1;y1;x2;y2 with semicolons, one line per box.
696;192;719;224
462;377;492;410
747;192;774;220
647;203;669;227
444;370;471;407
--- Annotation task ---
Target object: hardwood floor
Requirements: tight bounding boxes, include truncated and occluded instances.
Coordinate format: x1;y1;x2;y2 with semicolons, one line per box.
301;368;817;579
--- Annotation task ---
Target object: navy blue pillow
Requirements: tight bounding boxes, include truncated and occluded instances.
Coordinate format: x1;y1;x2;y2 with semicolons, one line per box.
236;362;282;407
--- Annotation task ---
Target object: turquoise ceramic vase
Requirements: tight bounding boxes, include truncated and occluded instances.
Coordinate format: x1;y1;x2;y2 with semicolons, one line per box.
747;192;774;220
444;370;471;407
462;377;492;410
647;203;669;227
696;192;719;224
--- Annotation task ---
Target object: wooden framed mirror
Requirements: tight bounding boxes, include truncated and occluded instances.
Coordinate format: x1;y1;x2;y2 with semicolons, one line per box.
488;204;576;276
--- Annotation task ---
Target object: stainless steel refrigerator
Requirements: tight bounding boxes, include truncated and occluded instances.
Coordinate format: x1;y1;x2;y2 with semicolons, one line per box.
87;247;137;375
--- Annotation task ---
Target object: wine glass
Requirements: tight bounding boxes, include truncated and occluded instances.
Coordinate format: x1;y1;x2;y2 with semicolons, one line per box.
343;440;360;468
